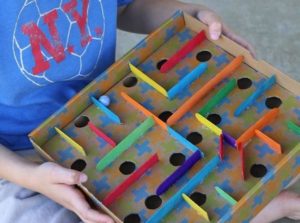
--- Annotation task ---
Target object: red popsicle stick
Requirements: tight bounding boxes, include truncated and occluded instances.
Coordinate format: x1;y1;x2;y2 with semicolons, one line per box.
160;30;207;73
102;153;159;206
219;134;224;160
88;121;116;147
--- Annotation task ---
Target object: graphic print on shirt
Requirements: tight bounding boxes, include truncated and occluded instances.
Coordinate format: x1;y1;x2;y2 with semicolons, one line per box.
13;0;106;86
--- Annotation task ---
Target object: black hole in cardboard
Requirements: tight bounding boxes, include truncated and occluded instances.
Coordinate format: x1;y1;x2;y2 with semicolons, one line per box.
74;116;89;128
71;159;87;172
186;132;203;145
207;113;222;125
196;51;212;62
250;164;267;178
158;111;173;122
169;153;186;166
145;195;162;209
119;161;136;175
190;192;207;206
237;78;253;89
157;59;168;70
123;76;138;88
265;97;282;109
124;213;141;223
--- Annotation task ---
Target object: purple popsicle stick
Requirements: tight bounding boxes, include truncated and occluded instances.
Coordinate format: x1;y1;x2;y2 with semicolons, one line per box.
156;150;202;196
223;132;236;148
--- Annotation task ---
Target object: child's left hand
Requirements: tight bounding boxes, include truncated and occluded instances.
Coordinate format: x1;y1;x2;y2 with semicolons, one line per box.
31;162;114;223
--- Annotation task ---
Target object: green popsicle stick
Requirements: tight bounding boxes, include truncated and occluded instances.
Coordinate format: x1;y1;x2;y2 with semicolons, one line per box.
215;186;237;206
199;79;236;116
96;117;155;171
287;120;300;135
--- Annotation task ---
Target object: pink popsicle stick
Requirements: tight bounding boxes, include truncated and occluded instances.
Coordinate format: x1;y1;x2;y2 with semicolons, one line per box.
160;30;207;73
88;122;116;147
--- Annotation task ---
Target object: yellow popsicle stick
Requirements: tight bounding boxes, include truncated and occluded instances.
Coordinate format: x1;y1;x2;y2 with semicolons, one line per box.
55;127;87;156
129;63;168;97
195;113;222;136
182;193;210;222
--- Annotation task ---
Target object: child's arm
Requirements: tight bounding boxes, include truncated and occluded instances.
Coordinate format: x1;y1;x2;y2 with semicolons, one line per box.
0;145;113;223
118;0;255;56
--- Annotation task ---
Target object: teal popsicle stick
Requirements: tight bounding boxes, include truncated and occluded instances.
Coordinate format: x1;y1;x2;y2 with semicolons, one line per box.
91;96;122;124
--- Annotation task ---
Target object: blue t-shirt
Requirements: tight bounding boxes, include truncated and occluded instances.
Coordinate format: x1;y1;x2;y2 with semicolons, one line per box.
0;0;132;151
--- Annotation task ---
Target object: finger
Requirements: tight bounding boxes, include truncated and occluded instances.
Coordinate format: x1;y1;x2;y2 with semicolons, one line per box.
222;24;257;58
71;189;114;223
47;163;88;185
197;10;222;40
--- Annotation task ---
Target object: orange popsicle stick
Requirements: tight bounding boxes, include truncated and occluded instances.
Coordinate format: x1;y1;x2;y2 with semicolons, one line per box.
167;55;244;126
121;92;167;130
255;129;282;154
238;142;246;180
236;108;279;149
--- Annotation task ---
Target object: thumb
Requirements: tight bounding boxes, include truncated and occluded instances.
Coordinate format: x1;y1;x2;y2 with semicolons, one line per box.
46;163;88;185
197;10;222;40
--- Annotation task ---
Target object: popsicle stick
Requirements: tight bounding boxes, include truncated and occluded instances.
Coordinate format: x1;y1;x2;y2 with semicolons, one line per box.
91;96;121;124
160;30;207;73
167;127;204;155
96;117;155;171
199;79;237;116
215;186;237;206
129;63;168;97
195;113;222;136
222;132;237;148
255;129;282;154
168;62;208;100
219;134;224;160
167;55;244;126
234;75;276;117
287;120;300;135
121;92;167;129
55;127;86;156
146;156;220;223
182;193;210;222
88;122;116;147
156;150;202;196
236;108;279;148
102;153;159;206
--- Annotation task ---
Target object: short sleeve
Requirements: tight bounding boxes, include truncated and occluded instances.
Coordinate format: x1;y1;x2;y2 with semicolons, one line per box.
118;0;133;7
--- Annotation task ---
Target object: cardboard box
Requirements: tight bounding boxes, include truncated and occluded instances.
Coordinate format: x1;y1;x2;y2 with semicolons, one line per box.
30;11;300;223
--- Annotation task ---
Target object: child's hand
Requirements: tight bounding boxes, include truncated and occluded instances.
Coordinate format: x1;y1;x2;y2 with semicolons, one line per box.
251;190;300;223
118;0;255;57
31;162;114;223
195;7;256;57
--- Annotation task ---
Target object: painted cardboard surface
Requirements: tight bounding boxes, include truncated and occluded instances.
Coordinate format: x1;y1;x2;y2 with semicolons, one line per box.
30;12;300;223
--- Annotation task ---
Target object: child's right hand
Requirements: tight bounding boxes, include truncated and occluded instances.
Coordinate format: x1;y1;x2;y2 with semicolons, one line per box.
30;162;114;223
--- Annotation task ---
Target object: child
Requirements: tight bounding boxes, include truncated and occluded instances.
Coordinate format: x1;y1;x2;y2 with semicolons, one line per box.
0;0;298;222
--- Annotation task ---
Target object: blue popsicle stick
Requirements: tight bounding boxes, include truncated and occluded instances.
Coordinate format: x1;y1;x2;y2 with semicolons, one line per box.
147;156;220;223
168;63;208;100
234;75;276;117
91;96;122;124
156;150;202;196
167;127;204;156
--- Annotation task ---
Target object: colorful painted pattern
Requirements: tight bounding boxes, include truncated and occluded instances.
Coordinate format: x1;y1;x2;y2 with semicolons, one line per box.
30;11;300;223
